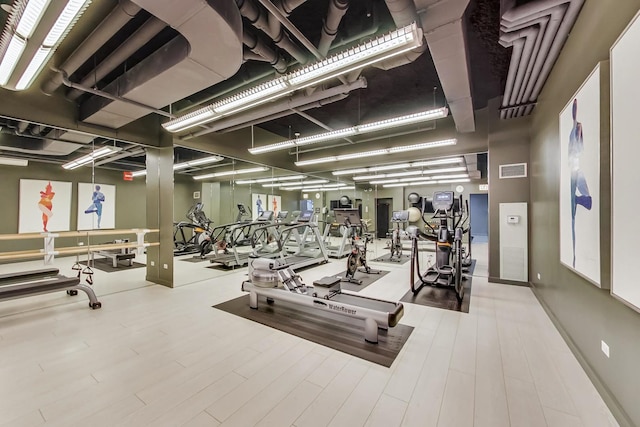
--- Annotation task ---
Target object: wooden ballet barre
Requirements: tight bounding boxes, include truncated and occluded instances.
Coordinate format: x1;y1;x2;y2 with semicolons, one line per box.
0;228;160;241
0;242;159;262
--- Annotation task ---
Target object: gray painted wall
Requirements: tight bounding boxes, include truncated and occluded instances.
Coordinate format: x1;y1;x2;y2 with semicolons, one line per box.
0;161;198;253
487;107;531;281
528;1;640;425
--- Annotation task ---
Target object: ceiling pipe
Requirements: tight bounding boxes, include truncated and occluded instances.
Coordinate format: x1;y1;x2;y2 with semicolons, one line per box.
377;0;428;70
41;0;142;95
93;147;145;166
66;16;167;101
499;0;585;119
243;29;288;73
292;107;356;144
182;77;367;138
257;0;349;85
236;0;308;64
317;0;350;56
219;94;348;134
55;69;176;118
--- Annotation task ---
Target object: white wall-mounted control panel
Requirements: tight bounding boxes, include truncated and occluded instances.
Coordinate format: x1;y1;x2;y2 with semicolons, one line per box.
507;215;520;224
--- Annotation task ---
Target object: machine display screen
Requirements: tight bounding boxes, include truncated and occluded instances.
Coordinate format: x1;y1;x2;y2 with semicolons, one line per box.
298;210;313;222
277;211;289;220
258;210;274;221
432;191;454;211
391;210;409;221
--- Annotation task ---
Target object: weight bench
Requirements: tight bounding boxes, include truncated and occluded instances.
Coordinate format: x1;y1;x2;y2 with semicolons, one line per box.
0;268;102;309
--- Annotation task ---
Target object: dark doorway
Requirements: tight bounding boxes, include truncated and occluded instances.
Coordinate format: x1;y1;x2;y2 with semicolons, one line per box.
469;193;489;243
376;198;392;238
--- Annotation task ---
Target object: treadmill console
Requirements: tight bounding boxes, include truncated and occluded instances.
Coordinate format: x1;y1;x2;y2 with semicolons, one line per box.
297;210;313;222
334;208;361;226
432;191;455;212
277;211;289;221
391;210;409;222
257;210;274;221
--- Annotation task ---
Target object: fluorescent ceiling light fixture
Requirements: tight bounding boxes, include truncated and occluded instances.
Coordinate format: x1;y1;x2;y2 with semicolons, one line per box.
254;175;306;183
437;178;471;184
261;183;282;188
235;176;307;185
1;0;92;90
173;155;223;170
285;183;350;191
384;181;436;188
280;179;329;187
429;174;469;180
382;178;471;188
0;36;26;85
127;155;224;176
163;107;215;132
353;167;467;181
332;168;368;176
287;24;422;88
332;157;464;176
412;157;463;167
62;146;119;170
193;166;268;180
297;186;355;192
163;23;423;133
422;166;467;174
0;156;28;166
17;0;49;38
296;139;457;167
369;163;411;172
249;108;447;155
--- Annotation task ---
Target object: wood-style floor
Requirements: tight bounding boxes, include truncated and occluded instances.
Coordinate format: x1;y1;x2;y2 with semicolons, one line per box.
0;242;619;426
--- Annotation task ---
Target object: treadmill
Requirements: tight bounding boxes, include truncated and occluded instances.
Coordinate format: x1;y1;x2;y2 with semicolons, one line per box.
324;209;357;258
209;210;275;268
277;210;329;269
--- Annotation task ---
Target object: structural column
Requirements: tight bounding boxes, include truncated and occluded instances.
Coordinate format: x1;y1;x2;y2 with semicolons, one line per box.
145;141;174;287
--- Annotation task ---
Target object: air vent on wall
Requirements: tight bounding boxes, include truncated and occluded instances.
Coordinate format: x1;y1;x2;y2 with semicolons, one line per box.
499;163;527;179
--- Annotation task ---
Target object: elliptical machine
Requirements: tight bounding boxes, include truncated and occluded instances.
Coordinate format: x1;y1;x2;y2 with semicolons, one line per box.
388;210;409;262
335;209;380;285
173;203;213;255
408;191;469;301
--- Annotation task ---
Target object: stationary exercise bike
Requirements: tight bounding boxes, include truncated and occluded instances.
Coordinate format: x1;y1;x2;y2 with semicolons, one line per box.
408;191;469;301
335;209;380;285
387;210;409;262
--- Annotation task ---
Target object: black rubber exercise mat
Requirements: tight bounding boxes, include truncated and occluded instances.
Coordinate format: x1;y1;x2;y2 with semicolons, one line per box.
328;269;390;292
80;259;145;273
214;294;413;367
399;268;474;313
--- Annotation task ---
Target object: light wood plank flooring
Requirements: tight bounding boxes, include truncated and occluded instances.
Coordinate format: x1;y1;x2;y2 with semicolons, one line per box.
0;242;618;426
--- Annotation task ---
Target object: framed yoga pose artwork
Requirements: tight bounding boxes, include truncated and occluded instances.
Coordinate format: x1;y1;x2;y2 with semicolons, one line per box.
19;179;72;233
559;63;603;287
77;183;116;230
611;11;640;311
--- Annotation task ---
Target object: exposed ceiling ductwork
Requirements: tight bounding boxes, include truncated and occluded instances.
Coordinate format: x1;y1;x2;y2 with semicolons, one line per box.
499;0;585;119
417;0;475;133
41;0;142;95
78;0;244;128
184;77;367;138
237;0;309;65
0;133;84;156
